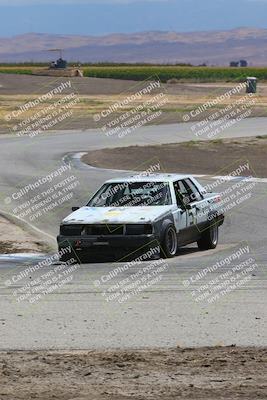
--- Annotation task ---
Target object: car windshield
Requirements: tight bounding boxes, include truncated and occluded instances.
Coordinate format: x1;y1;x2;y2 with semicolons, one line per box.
88;181;172;207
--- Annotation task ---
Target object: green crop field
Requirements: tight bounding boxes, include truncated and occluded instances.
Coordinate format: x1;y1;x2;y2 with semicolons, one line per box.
0;68;34;75
83;66;267;82
0;65;267;82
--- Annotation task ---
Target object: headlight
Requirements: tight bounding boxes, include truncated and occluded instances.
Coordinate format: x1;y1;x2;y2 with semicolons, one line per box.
126;224;153;235
60;224;83;236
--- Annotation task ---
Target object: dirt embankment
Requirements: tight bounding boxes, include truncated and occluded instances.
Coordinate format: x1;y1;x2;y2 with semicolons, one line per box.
82;136;267;178
0;347;266;399
0;215;46;254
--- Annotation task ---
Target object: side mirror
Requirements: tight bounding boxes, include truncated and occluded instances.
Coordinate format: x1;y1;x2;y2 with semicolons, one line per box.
179;201;191;211
184;203;192;210
72;206;80;212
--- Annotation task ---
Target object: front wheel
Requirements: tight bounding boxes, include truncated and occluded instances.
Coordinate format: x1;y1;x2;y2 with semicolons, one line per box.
197;223;219;250
161;224;178;258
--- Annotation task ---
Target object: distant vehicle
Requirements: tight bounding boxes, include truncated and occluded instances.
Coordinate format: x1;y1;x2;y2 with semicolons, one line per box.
57;174;224;261
48;49;68;69
50;58;68;69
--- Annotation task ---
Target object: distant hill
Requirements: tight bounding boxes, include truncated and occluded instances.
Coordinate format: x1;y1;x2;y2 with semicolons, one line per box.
0;28;266;65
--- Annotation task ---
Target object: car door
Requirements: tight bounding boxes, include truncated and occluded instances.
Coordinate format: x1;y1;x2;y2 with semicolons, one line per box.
172;180;197;245
183;178;210;235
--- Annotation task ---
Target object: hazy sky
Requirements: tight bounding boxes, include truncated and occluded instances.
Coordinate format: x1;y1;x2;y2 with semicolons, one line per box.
1;0;267;36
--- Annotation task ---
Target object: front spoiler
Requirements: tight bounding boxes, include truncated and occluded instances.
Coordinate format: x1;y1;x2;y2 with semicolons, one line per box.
57;234;158;250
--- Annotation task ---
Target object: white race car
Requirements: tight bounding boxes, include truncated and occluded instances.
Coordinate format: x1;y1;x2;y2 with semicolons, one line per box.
57;174;224;261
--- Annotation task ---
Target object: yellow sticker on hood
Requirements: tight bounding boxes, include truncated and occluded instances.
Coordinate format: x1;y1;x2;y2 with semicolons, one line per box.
105;210;122;216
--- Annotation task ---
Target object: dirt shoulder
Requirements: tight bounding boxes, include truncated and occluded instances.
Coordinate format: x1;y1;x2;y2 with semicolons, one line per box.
0;347;266;399
0;215;47;254
82;136;267;178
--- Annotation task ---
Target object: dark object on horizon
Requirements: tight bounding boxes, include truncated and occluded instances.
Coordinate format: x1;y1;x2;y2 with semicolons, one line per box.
50;58;68;69
230;61;240;67
240;60;248;67
246;77;257;94
48;49;67;69
230;60;248;67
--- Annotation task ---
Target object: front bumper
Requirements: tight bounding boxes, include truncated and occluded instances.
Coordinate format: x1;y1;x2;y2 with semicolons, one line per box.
57;234;158;251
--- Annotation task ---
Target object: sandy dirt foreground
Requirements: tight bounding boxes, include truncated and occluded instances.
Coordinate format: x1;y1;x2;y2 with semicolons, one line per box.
0;347;266;400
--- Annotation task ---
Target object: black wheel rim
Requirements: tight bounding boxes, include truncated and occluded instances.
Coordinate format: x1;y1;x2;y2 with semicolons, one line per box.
210;225;218;245
166;228;177;255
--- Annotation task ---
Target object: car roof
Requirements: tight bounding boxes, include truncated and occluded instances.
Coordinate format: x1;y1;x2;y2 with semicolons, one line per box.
105;173;192;184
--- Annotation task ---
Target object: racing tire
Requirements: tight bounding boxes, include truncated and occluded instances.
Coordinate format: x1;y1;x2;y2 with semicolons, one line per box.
197;223;219;251
161;224;178;258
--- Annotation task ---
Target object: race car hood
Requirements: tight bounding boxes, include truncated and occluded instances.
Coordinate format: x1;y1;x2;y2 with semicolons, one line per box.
62;205;174;225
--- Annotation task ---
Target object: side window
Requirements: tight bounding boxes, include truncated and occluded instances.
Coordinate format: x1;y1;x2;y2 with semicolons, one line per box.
184;179;203;202
173;180;188;206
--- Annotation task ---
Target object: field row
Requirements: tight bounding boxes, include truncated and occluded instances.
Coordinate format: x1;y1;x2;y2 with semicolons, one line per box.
0;66;267;82
83;66;267;82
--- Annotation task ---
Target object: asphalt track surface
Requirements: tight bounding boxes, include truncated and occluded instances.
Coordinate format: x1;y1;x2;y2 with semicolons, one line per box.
0;118;266;350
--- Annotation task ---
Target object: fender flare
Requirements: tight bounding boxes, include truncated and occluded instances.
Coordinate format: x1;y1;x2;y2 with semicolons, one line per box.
207;210;225;227
159;218;175;243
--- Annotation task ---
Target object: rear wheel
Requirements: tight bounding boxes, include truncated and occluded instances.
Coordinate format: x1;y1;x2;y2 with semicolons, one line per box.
197;223;218;250
161;224;178;258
